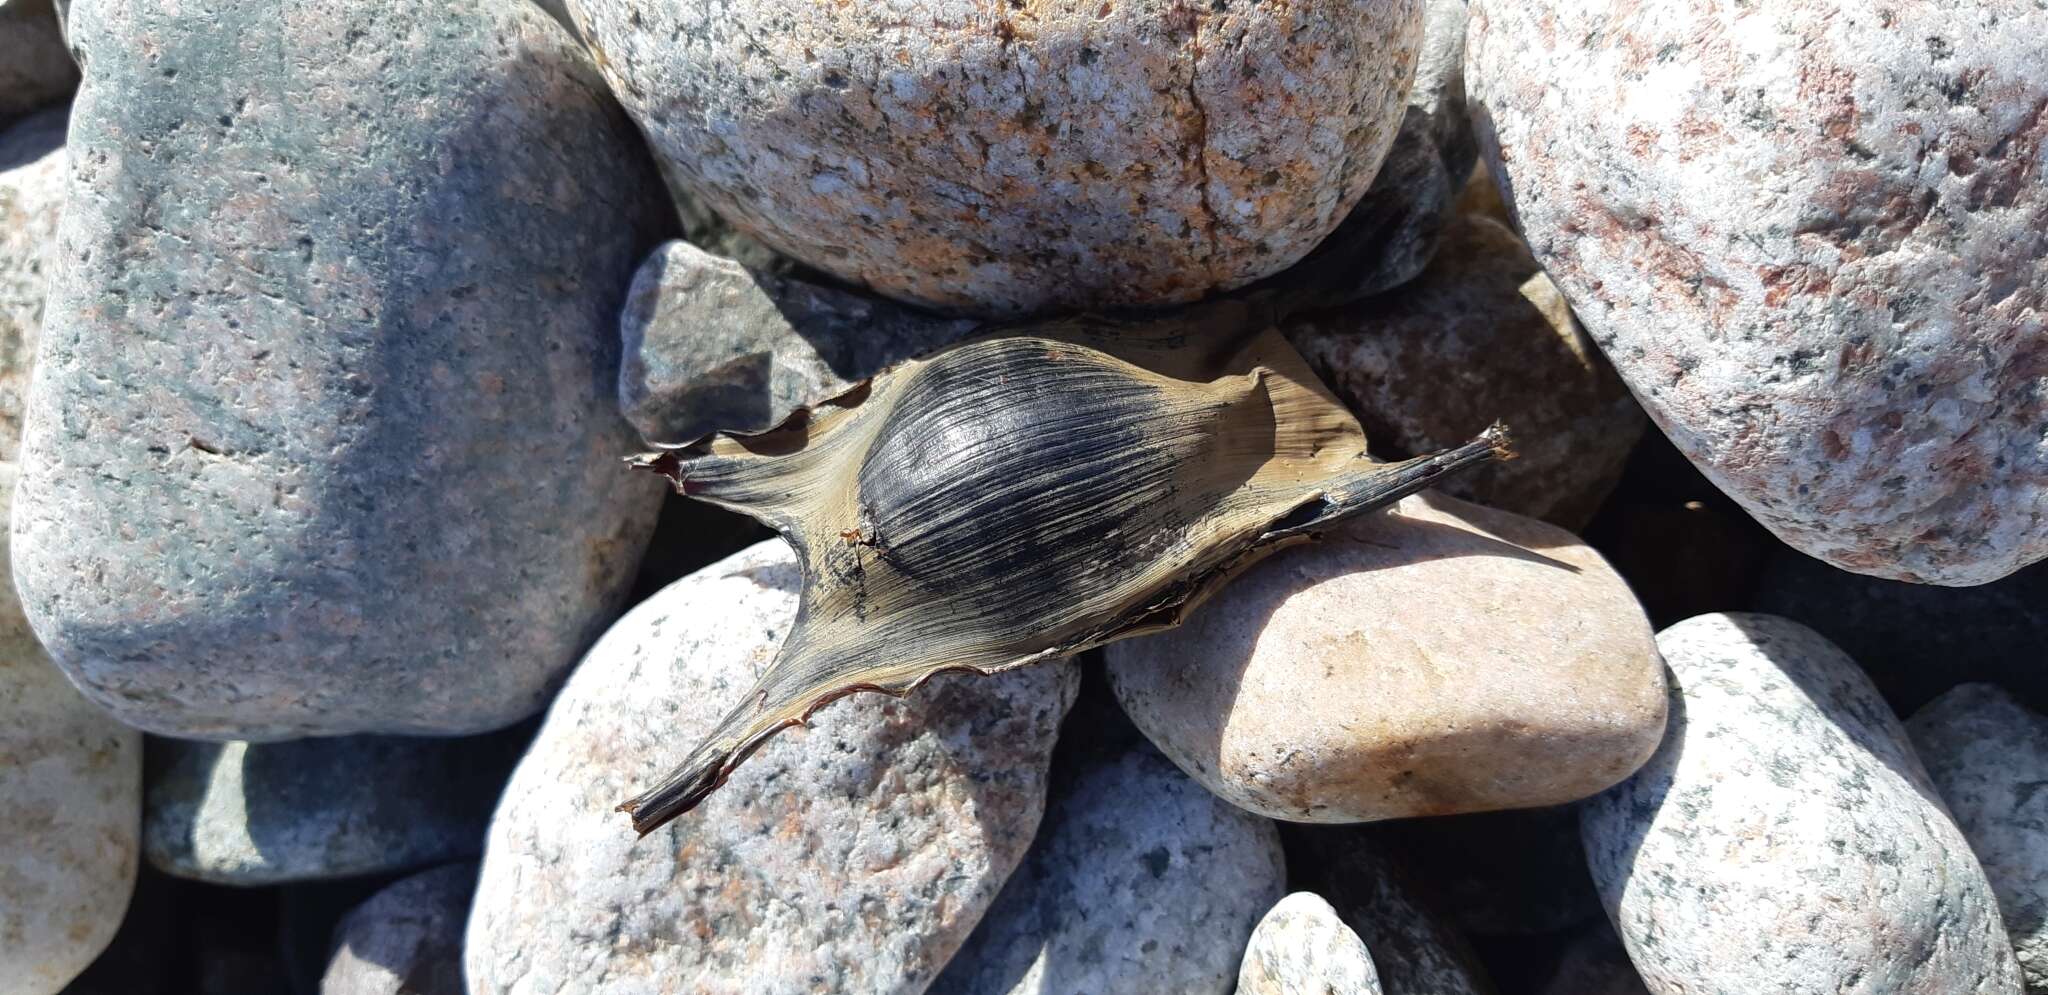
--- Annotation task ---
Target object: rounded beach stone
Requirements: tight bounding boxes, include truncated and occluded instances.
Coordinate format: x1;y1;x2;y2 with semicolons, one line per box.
1;472;141;995
321;862;475;995
0;106;64;462
927;746;1285;995
1236;892;1383;995
1106;490;1665;823
1287;214;1645;529
1467;0;2048;585
1582;613;2023;994
569;0;1423;314
1909;683;2048;992
13;0;672;738
0;0;75;127
465;540;1078;995
142;728;523;885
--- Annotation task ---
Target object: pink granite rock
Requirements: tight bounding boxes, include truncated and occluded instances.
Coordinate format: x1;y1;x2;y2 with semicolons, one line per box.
1468;0;2048;585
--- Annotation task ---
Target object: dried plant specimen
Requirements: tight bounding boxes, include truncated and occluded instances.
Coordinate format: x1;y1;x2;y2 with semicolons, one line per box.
621;301;1510;833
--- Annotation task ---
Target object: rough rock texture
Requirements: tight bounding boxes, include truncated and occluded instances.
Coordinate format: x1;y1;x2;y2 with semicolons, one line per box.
14;0;673;738
1583;613;2023;994
571;0;1424;314
320;863;474;995
1752;550;2048;714
1363;804;1601;937
1305;834;1494;995
466;541;1077;995
928;746;1286;995
0;107;64;462
1910;684;2048;992
1288;214;1645;529
1468;0;2048;585
618;240;979;445
1541;924;1651;995
1107;491;1664;823
0;0;75;127
143;728;524;885
1236;892;1383;995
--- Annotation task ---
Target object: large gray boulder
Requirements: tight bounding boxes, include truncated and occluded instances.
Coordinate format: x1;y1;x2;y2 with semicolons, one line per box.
13;0;673;738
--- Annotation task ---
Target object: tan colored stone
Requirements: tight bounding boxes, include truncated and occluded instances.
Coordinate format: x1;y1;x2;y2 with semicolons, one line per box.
570;0;1424;315
1106;490;1664;823
1287;214;1644;529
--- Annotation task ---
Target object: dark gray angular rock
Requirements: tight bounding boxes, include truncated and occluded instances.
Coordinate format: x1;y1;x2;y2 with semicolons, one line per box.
928;746;1287;995
1298;832;1495;995
1582;613;2022;994
0;0;75;127
13;0;673;738
143;728;524;886
1540;923;1650;995
1909;684;2048;993
320;863;475;995
618;240;979;446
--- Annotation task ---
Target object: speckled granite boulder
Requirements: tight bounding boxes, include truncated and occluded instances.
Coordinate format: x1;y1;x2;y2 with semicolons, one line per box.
321;863;474;995
1236;892;1383;995
1583;613;2022;994
619;240;978;446
143;728;523;885
1288;214;1643;529
1306;834;1493;995
0;0;74;126
1468;0;2048;585
571;0;1424;314
1;467;142;995
928;746;1285;995
1107;491;1664;823
0;107;63;461
466;541;1077;995
13;0;672;738
1910;684;2048;992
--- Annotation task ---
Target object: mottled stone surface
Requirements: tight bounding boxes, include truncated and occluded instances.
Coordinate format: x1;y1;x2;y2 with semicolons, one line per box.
1541;924;1651;995
1307;834;1493;995
1288;214;1645;528
1468;0;2048;585
0;0;75;127
928;746;1285;995
1236;892;1382;995
1107;491;1664;823
1;468;141;995
466;541;1077;995
14;0;672;738
618;240;978;446
143;728;523;885
1752;549;2048;714
321;863;474;995
1583;613;2022;994
1910;684;2048;993
0;107;63;463
572;0;1423;314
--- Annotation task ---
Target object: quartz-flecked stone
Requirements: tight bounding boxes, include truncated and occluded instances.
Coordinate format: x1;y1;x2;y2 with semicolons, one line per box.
1108;491;1665;823
1910;684;2048;992
618;240;979;446
13;0;672;738
0;0;75;127
1288;214;1644;529
1468;0;2048;585
320;862;475;995
466;541;1077;995
1236;892;1383;995
1;468;141;995
143;728;523;885
570;0;1424;315
928;746;1285;995
1583;613;2023;994
0;107;63;462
